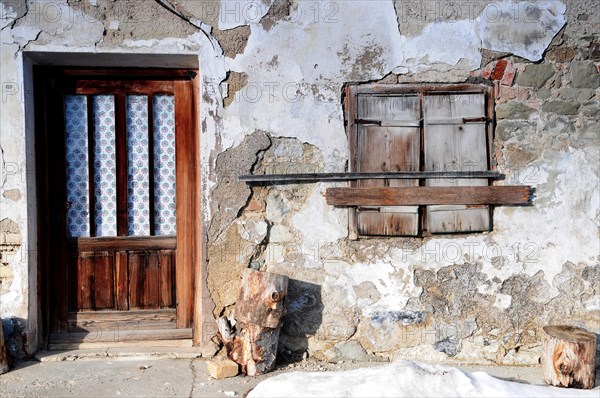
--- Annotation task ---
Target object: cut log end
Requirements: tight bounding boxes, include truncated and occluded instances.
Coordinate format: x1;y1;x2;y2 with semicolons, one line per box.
223;269;289;376
0;317;11;374
542;325;597;389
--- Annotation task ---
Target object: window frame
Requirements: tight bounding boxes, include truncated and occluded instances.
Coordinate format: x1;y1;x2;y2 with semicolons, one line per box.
344;83;496;239
59;68;194;239
63;82;176;239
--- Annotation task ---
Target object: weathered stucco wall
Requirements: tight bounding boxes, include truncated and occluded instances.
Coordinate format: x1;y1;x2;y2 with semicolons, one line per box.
0;0;598;364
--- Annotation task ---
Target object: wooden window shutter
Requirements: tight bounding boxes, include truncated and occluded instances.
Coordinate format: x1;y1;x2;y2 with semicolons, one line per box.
356;95;421;236
424;93;490;233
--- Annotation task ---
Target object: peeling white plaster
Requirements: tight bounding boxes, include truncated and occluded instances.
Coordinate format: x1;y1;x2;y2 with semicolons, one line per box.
400;20;482;71
0;43;28;319
219;115;256;150
223;0;566;164
323;272;357;307
121;38;201;52
478;1;567;61
223;1;403;161
291;185;347;269
342;260;421;316
10;0;105;48
494;147;600;283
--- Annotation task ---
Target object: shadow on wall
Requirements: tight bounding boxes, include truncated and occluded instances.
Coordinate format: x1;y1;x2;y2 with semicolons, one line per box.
278;279;323;363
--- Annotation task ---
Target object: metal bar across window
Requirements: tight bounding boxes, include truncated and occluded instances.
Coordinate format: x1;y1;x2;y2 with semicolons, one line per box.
239;171;503;184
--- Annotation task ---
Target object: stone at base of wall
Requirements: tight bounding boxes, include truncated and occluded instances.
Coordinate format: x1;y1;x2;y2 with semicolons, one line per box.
207;358;240;379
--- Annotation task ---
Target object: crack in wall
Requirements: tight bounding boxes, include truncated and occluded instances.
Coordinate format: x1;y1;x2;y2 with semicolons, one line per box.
153;0;218;51
250;220;271;269
0;0;28;32
205;132;272;317
207;131;272;243
20;30;41;51
0;0;40;52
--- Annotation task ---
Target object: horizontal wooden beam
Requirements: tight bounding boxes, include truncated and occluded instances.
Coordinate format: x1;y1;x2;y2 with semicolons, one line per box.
72;80;175;95
63;68;196;80
325;186;533;206
240;171;503;184
67;236;176;251
351;83;489;96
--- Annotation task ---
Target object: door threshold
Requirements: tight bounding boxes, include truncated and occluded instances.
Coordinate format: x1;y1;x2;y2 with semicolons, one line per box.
36;345;201;361
47;338;193;351
48;328;193;350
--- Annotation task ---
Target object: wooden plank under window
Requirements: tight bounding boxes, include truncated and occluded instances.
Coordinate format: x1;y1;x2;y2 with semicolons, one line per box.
424;93;490;233
325;186;533;206
356;95;421;236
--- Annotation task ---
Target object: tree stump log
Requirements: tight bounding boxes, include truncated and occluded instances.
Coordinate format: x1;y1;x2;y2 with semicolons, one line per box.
218;269;288;376
542;325;596;389
0;318;11;374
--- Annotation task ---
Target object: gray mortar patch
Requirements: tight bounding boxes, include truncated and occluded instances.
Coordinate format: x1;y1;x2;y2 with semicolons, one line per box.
433;337;461;357
371;310;425;326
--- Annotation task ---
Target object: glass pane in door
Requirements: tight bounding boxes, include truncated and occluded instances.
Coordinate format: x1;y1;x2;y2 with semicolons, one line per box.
93;95;117;236
126;95;151;236
153;95;176;236
65;95;90;238
66;93;177;238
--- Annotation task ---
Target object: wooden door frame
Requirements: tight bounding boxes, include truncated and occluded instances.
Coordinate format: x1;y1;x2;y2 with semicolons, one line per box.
33;67;202;345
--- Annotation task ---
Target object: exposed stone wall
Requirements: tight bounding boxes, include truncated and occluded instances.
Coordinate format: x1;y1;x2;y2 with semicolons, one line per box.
0;0;597;365
0;218;21;297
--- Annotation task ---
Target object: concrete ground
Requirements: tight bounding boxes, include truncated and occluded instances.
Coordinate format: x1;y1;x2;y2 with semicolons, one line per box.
0;349;577;397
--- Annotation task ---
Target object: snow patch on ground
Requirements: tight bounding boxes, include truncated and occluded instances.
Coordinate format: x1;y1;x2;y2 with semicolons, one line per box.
248;360;598;397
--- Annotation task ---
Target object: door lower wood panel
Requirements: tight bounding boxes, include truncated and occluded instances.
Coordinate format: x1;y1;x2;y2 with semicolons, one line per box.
68;246;176;312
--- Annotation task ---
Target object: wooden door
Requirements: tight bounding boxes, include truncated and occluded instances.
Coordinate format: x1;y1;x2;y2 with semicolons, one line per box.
36;68;199;345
